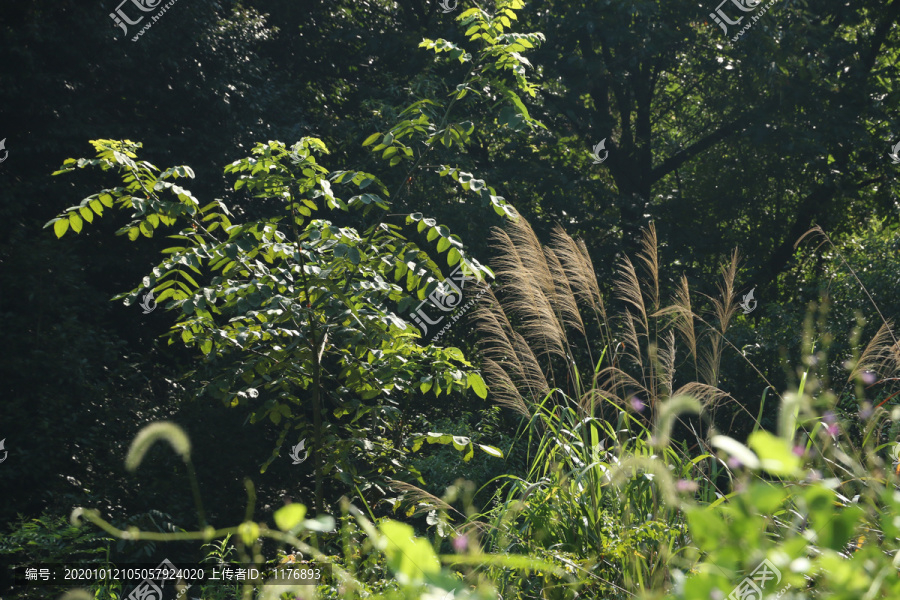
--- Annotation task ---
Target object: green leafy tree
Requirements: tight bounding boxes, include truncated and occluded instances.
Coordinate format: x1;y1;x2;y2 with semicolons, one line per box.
45;137;494;515
44;0;546;515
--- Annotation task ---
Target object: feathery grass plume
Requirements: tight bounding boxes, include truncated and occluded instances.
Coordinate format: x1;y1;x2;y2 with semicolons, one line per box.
700;249;740;387
472;286;549;409
472;219;752;597
482;217;737;427
614;255;649;333
471;290;549;418
620;309;645;371
674;382;733;413
654;275;699;378
507;216;557;302
544;247;586;336
850;320;900;382
489;225;567;363
657;330;677;400
125;421;191;471
716;249;740;327
698;337;722;390
483;359;531;418
593;364;649;409
638;223;661;314
473;286;525;372
602;236;739;423
388;480;461;517
510;331;551;403
550;225;608;325
614;253;659;409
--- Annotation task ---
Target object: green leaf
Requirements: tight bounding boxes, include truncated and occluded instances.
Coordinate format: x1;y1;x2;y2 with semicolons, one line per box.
69;213;83;233
378;520;440;585
54;219;70;238
748;430;802;476
445;347;465;361
274;503;307;532
478;444;503;458
468;372;488;399
362;133;380;147
710;435;760;469
447;247;461;266
463;444;475;462
507;92;531;121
